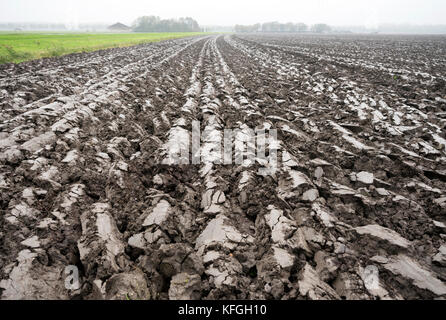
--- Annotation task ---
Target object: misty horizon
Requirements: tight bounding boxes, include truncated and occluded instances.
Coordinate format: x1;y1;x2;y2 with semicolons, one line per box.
1;0;445;28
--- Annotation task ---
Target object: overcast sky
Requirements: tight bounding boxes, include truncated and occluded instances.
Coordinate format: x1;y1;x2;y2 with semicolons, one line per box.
0;0;445;27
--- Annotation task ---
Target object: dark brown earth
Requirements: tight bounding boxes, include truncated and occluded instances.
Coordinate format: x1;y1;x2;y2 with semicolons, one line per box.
0;34;446;300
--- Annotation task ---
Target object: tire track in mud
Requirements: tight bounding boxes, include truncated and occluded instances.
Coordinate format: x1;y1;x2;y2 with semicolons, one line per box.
192;38;259;298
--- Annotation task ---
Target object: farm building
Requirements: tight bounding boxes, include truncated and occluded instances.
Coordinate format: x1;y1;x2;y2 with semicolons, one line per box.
107;22;132;32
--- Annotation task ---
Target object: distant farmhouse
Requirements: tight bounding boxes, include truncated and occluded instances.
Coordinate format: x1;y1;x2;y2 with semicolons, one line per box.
107;22;132;32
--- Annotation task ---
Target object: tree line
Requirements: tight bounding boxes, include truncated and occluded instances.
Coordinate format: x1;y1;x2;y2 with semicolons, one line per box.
133;16;200;32
234;22;332;33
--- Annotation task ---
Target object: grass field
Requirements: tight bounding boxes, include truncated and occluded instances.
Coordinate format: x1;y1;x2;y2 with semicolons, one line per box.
0;32;204;64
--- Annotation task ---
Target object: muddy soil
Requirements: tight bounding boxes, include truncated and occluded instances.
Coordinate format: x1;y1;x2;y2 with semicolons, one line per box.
0;34;445;300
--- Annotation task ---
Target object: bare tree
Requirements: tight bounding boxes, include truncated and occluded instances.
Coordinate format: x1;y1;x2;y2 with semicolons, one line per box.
235;22;311;33
296;23;308;32
133;16;200;32
311;24;332;33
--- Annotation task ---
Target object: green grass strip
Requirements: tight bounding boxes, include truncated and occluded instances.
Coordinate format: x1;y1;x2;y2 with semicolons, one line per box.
0;32;205;64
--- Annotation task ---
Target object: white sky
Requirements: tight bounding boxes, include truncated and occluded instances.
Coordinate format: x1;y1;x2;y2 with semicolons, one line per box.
0;0;445;26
